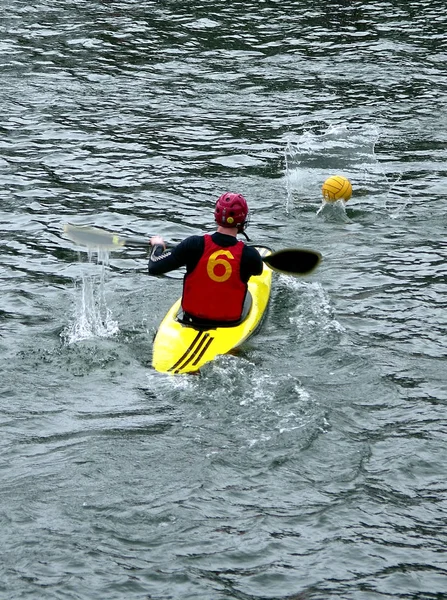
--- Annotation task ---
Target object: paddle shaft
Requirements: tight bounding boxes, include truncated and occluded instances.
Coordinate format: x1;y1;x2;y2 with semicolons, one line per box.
63;224;321;275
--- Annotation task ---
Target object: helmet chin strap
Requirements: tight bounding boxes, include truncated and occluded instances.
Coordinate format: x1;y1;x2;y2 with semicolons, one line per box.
238;224;250;241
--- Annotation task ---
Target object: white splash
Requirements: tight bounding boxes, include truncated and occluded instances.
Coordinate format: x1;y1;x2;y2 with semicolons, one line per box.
62;250;119;344
280;278;345;335
284;123;381;212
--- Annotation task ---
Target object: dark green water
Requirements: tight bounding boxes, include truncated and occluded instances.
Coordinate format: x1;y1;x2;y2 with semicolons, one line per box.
1;1;446;598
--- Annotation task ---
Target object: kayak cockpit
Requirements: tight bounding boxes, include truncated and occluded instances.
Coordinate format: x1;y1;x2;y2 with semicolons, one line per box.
176;292;253;330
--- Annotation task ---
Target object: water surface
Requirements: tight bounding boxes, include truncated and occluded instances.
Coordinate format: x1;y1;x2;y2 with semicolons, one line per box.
1;1;446;599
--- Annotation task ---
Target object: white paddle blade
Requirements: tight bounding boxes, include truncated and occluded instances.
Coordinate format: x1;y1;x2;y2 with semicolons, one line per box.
63;224;126;250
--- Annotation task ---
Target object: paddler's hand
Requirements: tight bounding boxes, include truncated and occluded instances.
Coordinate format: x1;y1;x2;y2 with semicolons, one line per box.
150;236;166;250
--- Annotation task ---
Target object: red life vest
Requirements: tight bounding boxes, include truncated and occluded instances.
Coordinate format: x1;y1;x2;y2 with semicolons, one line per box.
182;235;247;321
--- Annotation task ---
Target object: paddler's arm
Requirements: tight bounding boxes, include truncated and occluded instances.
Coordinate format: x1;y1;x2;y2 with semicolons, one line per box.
148;236;179;275
240;245;264;281
148;235;203;276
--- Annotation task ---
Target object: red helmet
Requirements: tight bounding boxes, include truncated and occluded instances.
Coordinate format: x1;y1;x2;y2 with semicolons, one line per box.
214;193;249;230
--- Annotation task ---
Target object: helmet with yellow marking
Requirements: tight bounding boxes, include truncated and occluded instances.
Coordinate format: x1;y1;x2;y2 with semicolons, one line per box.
214;193;249;231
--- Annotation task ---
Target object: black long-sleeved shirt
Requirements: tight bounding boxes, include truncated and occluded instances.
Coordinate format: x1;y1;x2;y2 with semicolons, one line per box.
148;232;263;282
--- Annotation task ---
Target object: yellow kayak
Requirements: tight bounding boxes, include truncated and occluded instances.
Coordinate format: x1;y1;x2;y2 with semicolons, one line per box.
152;246;273;374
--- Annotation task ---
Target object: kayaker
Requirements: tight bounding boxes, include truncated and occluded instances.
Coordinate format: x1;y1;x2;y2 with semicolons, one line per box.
148;193;263;325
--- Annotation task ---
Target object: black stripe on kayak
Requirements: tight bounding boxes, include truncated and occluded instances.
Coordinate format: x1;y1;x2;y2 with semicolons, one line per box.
191;335;214;368
173;332;214;373
168;331;215;373
168;331;204;372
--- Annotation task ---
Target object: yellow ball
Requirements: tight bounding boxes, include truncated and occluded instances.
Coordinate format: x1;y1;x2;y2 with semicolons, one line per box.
322;175;352;202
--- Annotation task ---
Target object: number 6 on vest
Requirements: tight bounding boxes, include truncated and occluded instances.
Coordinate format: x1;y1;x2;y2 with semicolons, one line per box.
206;250;234;282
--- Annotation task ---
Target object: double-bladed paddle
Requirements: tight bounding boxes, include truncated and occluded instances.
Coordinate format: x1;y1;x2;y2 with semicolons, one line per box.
63;223;321;276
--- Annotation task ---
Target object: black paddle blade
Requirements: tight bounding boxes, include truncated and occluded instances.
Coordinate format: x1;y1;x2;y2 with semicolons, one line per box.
263;248;322;276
